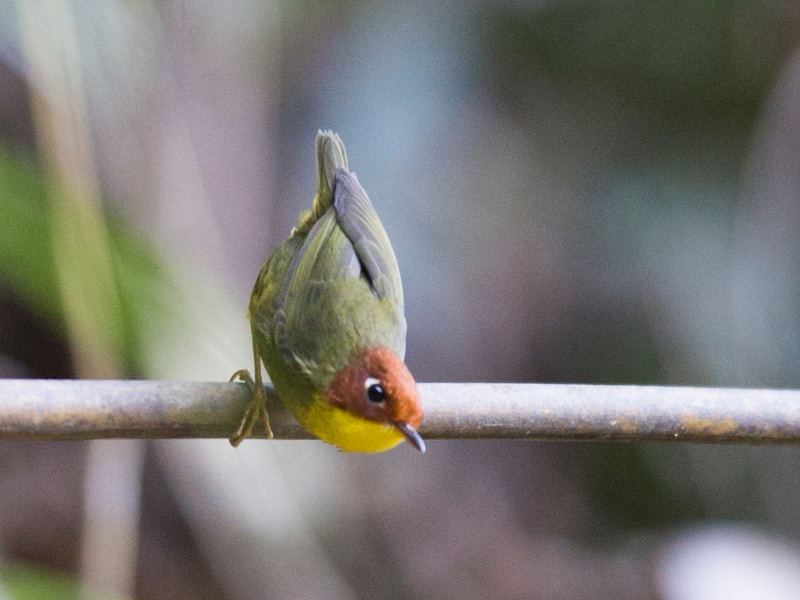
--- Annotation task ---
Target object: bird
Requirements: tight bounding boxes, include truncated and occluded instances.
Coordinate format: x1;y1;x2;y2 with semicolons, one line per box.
229;130;425;453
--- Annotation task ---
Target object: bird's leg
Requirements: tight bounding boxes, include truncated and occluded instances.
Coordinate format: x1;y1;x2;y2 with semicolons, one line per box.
229;327;274;446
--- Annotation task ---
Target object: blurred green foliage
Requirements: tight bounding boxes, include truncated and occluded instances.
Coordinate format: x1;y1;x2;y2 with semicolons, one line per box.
0;145;61;322
484;0;797;130
0;563;125;600
589;444;707;532
0;143;175;376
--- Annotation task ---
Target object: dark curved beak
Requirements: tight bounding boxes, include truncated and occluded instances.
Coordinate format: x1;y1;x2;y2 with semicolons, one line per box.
395;422;426;453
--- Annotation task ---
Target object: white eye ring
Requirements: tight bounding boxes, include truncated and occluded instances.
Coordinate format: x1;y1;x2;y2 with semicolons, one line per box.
365;377;386;404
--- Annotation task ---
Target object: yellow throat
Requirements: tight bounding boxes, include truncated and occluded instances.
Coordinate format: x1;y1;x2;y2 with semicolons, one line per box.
300;396;405;453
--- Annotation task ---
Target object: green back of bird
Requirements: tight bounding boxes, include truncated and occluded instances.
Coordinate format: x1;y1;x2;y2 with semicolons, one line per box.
248;131;406;409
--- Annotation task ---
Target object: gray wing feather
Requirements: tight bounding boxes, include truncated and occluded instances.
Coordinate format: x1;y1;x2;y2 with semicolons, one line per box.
333;168;404;306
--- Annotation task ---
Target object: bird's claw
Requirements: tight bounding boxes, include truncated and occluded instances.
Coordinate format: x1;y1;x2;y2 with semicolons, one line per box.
229;369;274;446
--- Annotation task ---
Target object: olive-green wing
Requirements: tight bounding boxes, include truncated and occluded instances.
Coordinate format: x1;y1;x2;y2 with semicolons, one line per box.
271;205;361;374
333;168;404;308
272;168;407;376
275;209;348;314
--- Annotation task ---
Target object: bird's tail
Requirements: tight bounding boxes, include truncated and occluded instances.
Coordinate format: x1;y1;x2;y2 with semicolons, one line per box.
296;130;348;235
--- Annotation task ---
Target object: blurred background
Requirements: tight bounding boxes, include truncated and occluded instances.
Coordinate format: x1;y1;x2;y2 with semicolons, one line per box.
1;0;800;598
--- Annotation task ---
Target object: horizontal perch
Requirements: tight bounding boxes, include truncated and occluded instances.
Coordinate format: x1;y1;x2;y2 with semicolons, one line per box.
0;379;799;444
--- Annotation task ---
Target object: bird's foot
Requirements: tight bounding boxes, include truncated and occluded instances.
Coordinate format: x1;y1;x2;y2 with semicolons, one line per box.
229;369;274;446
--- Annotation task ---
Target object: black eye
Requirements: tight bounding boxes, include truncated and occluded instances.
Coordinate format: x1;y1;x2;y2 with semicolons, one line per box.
366;382;386;403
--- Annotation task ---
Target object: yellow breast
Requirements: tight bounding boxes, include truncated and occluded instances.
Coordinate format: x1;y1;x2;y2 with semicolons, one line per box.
299;396;405;453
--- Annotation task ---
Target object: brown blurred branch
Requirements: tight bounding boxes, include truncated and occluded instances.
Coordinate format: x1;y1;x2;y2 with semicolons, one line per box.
0;380;799;444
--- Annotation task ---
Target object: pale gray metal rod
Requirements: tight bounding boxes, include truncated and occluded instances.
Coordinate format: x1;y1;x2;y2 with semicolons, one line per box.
0;379;799;443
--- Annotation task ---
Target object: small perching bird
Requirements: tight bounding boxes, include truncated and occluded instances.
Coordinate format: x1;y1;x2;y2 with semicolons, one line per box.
230;131;425;452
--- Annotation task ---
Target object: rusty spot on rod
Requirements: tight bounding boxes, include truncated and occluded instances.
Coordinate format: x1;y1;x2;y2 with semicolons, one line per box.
679;415;740;437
